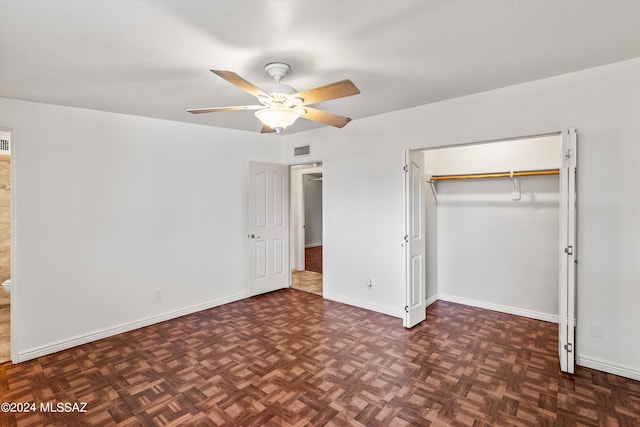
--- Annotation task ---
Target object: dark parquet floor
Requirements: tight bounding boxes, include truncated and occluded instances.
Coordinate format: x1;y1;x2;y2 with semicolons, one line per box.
304;246;322;274
1;291;639;426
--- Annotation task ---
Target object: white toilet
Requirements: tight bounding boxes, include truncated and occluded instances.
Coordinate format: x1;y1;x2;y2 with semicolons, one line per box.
2;279;9;294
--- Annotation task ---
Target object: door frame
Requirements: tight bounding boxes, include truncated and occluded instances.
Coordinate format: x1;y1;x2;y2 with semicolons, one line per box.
290;163;323;272
559;128;577;374
0;127;15;363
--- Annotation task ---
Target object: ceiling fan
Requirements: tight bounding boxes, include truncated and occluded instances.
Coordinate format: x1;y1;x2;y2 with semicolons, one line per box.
187;62;360;133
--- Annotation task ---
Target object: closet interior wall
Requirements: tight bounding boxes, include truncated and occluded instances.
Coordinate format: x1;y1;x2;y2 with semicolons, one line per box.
425;135;562;321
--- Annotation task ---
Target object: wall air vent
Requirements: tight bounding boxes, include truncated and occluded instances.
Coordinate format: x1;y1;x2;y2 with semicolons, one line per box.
0;139;9;156
294;145;310;157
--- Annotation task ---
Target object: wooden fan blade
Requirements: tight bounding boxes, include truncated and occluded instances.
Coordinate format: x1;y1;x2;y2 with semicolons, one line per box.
261;124;277;134
301;107;352;128
211;70;269;98
294;80;360;105
187;105;263;114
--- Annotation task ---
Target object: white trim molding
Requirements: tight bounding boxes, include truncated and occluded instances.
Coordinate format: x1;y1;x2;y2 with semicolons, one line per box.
437;293;559;324
16;292;249;363
323;292;404;319
577;354;640;382
425;294;438;307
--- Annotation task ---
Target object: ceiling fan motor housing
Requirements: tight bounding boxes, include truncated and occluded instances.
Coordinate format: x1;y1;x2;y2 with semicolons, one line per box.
264;62;291;82
262;83;297;96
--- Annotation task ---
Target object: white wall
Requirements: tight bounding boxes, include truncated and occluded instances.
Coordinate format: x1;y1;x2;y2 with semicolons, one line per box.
290;167;304;271
282;58;640;380
303;174;323;247
283;131;407;318
436;176;560;320
425;135;561;176
425;136;561;321
424;160;438;303
0;98;281;361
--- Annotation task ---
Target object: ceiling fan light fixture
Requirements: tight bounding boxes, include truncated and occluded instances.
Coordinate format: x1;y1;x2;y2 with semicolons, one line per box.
255;106;302;133
188;64;359;133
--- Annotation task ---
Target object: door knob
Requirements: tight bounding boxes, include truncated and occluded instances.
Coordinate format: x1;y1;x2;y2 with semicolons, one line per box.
248;234;261;239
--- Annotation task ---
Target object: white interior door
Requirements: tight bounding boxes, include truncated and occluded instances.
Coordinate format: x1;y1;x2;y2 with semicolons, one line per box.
249;161;290;296
559;129;577;373
404;150;427;327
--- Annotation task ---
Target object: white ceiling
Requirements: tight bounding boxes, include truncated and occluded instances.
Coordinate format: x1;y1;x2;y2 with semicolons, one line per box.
1;0;639;135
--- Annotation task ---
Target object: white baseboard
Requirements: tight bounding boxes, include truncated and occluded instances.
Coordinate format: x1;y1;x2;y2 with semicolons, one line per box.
425;294;438;307
437;293;559;323
16;291;250;363
323;292;404;319
577;354;640;381
305;242;322;248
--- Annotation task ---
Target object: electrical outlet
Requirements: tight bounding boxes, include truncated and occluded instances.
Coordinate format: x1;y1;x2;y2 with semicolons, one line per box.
366;278;373;288
154;289;163;302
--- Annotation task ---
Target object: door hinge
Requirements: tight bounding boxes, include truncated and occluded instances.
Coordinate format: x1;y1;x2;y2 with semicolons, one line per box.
404;235;409;243
403;165;409;172
565;149;572;160
404;305;409;313
565;246;573;255
564;343;573;353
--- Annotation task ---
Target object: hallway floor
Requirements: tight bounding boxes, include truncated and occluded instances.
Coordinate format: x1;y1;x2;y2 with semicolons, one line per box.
291;270;322;296
291;245;323;296
304;245;322;273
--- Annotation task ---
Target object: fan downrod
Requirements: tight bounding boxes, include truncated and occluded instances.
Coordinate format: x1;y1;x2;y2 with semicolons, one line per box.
264;62;291;83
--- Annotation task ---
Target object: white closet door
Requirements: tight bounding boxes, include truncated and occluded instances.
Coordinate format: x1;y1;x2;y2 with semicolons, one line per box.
404;150;426;328
559;129;577;374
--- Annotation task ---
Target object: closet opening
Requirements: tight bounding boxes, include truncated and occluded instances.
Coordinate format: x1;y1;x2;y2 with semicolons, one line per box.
426;134;562;319
405;130;576;373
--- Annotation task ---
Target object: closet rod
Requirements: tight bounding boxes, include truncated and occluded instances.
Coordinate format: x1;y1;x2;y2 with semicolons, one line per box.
430;168;560;182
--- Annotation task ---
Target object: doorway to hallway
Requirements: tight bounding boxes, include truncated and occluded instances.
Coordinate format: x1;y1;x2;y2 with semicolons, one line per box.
0;129;12;363
290;164;323;296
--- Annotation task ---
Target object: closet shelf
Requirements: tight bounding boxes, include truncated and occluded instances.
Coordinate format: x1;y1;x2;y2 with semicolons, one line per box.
430;168;560;182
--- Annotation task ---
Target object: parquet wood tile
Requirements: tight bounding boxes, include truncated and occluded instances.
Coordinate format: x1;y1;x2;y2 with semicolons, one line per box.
1;291;639;426
290;271;322;296
304;246;322;274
